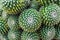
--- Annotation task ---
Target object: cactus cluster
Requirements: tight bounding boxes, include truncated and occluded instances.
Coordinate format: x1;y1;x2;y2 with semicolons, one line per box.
0;0;60;40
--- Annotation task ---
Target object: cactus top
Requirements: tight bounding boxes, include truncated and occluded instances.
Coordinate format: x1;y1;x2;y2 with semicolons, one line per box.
19;8;42;32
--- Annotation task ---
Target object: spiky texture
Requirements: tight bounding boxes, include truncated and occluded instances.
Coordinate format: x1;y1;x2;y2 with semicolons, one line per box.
0;17;9;35
39;25;55;40
31;0;51;6
19;8;42;32
54;22;60;40
7;15;19;30
21;31;40;40
40;4;60;26
34;0;59;6
8;30;21;40
0;33;8;40
0;0;30;14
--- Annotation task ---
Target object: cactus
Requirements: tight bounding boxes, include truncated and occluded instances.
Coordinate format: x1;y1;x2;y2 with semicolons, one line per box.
7;15;19;30
19;8;42;32
8;30;21;40
40;4;60;26
39;25;55;40
21;31;40;40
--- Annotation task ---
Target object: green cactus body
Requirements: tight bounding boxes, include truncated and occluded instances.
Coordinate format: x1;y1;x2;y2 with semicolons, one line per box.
19;8;42;32
21;31;40;40
40;4;60;26
0;0;30;14
35;0;59;6
39;25;55;40
0;33;8;40
0;17;9;35
54;23;60;40
8;30;21;40
32;0;52;6
7;15;19;30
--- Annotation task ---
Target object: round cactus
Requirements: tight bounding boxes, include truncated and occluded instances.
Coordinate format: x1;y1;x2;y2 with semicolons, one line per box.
19;8;42;32
39;25;55;40
40;4;60;26
0;0;30;14
21;31;40;40
0;17;9;35
7;15;19;30
8;30;21;40
32;0;52;6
